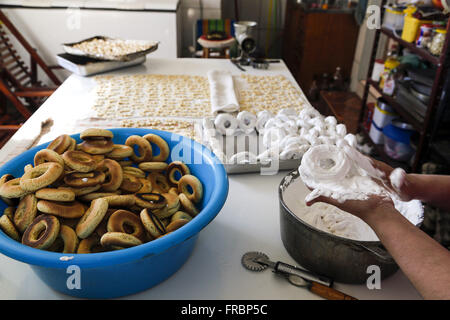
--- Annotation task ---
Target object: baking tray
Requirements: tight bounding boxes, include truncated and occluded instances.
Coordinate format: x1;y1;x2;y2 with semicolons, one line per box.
198;126;301;175
62;36;159;61
56;53;146;76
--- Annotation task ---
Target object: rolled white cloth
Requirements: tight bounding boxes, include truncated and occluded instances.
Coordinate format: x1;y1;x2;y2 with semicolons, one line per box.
208;70;240;115
256;110;274;134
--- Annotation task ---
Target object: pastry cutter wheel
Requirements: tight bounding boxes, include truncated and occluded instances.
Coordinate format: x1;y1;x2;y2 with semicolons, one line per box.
242;252;357;300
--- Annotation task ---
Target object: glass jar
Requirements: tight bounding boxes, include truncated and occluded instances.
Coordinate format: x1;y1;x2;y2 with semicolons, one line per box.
429;28;447;56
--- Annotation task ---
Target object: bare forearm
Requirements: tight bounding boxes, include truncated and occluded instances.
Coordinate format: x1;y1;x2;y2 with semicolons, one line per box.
408;174;450;211
366;208;450;299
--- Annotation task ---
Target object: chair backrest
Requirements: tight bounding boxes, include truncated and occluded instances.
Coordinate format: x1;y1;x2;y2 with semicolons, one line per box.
195;19;235;51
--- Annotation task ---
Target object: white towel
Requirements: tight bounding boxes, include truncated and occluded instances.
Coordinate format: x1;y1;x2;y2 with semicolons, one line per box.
207;70;240;115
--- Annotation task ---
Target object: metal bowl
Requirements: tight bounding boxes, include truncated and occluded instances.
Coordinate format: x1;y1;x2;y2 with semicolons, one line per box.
278;170;423;284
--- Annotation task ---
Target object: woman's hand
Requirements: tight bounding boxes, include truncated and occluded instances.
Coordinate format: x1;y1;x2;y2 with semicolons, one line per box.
371;159;416;202
306;193;396;225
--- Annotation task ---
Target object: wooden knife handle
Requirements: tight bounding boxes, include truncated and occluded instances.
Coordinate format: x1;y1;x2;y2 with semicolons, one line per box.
309;282;358;300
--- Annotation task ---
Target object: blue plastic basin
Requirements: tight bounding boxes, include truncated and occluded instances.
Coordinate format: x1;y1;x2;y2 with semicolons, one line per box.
0;128;229;298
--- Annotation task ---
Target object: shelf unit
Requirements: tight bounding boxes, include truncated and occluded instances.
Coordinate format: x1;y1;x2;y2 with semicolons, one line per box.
359;3;450;172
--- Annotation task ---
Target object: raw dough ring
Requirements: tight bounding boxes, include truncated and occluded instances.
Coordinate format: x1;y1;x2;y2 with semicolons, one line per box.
13;194;38;233
237;111;257;134
62;150;97;172
34;149;65;167
125;135;153;163
100;232;142;249
20;162;64;192
107;209;147;242
47;134;73;154
22;214;60;250
178;174;203;204
76;198;109;239
214;113;238;136
140;208;166;239
99;159;123;192
143;133;170;162
166;161;190;186
0;215;20;241
37;200;86;219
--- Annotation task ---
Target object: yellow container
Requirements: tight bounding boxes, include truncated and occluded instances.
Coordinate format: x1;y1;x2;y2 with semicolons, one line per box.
401;7;420;42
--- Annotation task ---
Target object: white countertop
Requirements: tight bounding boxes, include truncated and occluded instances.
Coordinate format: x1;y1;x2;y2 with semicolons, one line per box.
0;58;422;300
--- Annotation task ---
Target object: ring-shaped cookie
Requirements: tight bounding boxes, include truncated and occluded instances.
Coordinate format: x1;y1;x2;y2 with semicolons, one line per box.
178;174;203;204
35;187;76;202
100;232;142;249
171;211;193;223
79;138;114;155
125;135;153;163
80;128;114;140
120;173;143;193
64;171;105;188
137;178;153;193
148;172;170;193
58;225;79;253
79;191;121;202
107;209;146;242
22;214;60;250
140;208;166;239
122;166;146;178
20;162;64;192
143;133;170;162
34;149;65;167
0;215;20;241
77;234;104;253
138;162;168;173
134;193;167;209
76;198;109;239
0;178;28;199
62;150;97;173
37;200;86;219
47;134;73;154
99;159;123;192
178;192;200;216
166;161;190;186
166;219;189;233
105;144;133;160
103;194;136;207
13;194;37;233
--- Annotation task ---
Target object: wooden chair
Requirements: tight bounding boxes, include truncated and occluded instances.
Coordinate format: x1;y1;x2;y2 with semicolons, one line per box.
0;10;61;145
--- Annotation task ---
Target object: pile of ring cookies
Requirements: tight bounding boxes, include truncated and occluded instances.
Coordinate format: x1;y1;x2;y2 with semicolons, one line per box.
0;128;203;254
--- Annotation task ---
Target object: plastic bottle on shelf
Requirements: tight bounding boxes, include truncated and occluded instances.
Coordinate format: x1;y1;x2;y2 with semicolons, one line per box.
429;28;447;56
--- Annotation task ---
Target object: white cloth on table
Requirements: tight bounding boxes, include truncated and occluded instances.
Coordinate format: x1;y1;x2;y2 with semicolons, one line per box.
207;70;240;115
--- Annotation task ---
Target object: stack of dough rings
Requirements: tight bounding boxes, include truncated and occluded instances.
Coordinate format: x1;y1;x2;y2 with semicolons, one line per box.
203;106;359;164
0;128;204;254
